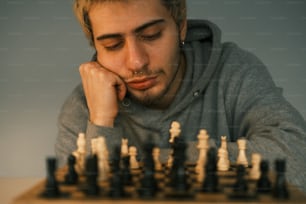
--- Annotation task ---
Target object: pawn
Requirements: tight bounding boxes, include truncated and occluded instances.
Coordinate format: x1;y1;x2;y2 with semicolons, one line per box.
73;133;86;175
42;157;61;198
129;146;140;169
121;155;133;186
201;147;219;192
64;154;78;185
217;147;230;171
249;153;261;180
85;155;100;196
195;129;209;173
233;165;248;193
273;159;289;199
257;160;272;193
236;138;248;167
169;121;181;144
121;138;129;157
108;146;125;198
153;147;162;171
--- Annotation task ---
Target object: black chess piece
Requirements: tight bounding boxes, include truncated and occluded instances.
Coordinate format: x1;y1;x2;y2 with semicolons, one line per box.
273;159;289;199
201;147;219;192
85;154;100;196
233;165;248;193
42;157;61;198
121;155;133;186
108;145;126;198
64;154;78;185
170;137;190;192
138;138;158;198
257;160;272;193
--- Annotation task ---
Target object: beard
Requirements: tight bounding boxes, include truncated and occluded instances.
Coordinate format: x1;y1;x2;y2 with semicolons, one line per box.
127;61;181;108
127;79;173;107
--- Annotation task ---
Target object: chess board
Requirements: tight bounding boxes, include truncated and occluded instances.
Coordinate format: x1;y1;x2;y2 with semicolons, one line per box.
13;164;306;204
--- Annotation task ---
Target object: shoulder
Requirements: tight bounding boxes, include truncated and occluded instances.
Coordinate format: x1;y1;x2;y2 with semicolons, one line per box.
218;42;274;84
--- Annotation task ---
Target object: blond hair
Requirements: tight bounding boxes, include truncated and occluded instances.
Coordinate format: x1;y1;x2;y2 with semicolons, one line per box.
73;0;186;46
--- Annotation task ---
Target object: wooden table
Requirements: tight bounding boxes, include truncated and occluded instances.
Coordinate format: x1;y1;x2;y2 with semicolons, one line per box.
10;176;306;204
0;177;42;204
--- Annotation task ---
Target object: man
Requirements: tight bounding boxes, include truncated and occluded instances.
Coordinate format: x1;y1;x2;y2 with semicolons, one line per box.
56;0;306;192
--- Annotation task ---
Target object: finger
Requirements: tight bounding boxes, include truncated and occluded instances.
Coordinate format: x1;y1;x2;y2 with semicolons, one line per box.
115;77;127;101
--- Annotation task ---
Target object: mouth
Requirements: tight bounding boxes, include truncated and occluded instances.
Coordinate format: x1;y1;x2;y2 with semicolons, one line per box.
126;76;158;90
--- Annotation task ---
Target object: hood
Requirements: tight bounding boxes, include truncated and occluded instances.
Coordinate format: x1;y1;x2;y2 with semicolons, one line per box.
161;19;223;119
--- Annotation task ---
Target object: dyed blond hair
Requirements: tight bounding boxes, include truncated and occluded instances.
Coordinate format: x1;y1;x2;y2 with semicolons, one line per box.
73;0;186;46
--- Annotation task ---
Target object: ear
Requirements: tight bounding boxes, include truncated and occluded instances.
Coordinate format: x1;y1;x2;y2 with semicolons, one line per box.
179;19;187;42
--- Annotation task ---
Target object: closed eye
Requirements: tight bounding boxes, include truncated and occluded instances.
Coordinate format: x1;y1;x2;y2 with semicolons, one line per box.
104;41;124;51
140;31;162;41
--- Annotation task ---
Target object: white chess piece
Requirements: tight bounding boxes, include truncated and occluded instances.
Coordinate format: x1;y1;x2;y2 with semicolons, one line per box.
95;137;110;181
166;149;174;168
195;129;209;173
121;138;129;157
220;135;228;150
217;147;230;171
236;138;248;167
169;121;181;144
153;147;162;171
249;153;261;180
129;146;139;169
72;132;86;175
217;135;230;171
91;138;98;155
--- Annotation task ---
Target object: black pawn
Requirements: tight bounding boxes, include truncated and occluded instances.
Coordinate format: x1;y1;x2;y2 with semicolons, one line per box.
273;159;289;199
201;147;219;192
108;146;125;198
171;138;189;192
85;154;100;196
138;139;158;198
257;160;272;193
233;165;248;193
121;155;133;186
42;157;61;197
64;154;78;185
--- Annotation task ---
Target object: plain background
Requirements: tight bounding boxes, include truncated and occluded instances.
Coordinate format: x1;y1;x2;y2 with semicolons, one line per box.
0;0;305;177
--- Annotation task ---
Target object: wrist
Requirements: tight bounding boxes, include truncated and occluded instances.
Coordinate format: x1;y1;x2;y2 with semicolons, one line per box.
89;115;115;127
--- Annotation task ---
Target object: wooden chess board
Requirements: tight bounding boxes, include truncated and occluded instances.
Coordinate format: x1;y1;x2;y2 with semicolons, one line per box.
13;165;306;204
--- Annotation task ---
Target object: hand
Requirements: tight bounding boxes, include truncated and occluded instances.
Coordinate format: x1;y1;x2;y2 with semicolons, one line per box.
79;62;126;127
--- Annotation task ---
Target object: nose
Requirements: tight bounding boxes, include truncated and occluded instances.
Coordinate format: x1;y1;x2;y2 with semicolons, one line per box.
125;38;149;72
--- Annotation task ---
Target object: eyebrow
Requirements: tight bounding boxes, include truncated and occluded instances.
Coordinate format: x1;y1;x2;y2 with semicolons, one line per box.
96;19;165;41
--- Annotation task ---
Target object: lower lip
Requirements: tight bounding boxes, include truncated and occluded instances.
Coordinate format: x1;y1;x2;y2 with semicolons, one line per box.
127;77;157;90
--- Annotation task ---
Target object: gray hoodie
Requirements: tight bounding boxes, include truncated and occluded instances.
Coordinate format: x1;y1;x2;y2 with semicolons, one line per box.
56;20;306;192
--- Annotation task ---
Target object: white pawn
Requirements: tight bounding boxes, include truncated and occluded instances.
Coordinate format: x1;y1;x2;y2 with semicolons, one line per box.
121;138;129;157
72;132;86;175
236;138;248;167
249;153;261;180
166;149;174;169
153;147;162;171
129;146;139;169
195;129;209;173
217;147;230;171
217;135;230;171
95;137;110;181
91;138;98;155
220;135;228;150
169;121;181;144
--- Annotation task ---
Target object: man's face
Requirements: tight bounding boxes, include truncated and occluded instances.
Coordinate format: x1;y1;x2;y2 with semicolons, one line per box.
89;0;186;107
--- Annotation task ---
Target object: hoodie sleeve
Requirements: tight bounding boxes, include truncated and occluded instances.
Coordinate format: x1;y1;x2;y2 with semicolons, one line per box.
222;43;306;193
55;84;123;167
